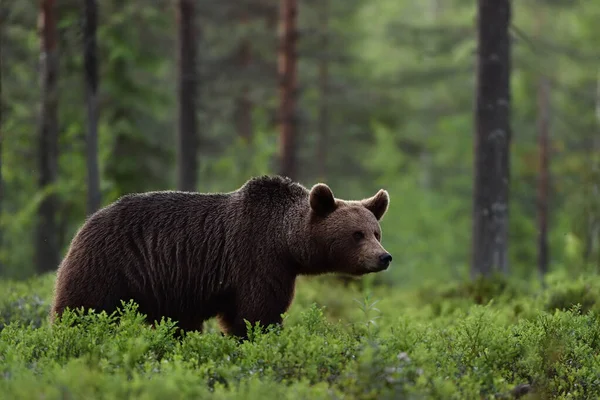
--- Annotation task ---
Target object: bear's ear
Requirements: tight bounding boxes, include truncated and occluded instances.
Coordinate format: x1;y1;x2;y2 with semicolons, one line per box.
362;189;390;220
309;183;337;216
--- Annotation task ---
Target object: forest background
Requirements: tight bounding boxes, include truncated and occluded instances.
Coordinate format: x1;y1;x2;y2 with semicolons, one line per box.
1;0;600;291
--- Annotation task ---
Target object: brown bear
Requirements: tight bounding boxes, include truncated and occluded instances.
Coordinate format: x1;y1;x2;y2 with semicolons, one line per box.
49;175;392;338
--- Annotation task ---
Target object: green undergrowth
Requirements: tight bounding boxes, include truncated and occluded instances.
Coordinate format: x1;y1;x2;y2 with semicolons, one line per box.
2;271;600;399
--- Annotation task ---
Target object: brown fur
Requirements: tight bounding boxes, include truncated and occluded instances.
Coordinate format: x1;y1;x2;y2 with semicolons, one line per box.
50;175;391;338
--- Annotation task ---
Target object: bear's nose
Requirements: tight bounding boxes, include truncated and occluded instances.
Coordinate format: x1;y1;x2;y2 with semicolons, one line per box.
378;253;392;268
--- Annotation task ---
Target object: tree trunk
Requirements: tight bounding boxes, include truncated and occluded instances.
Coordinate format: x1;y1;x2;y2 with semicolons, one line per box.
36;0;60;274
316;0;329;181
535;7;550;279
536;76;550;278
278;0;298;180
471;0;512;278
176;0;199;192
590;69;600;269
0;8;4;274
596;68;600;125
235;12;253;142
83;0;101;215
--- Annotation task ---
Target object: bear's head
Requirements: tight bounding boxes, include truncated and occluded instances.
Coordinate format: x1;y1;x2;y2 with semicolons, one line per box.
307;183;392;276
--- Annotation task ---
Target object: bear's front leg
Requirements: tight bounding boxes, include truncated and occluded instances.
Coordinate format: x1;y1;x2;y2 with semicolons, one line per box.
218;282;294;339
174;318;204;337
219;308;284;339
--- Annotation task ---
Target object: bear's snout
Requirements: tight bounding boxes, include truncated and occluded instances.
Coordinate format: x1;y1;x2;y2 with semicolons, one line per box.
378;253;392;269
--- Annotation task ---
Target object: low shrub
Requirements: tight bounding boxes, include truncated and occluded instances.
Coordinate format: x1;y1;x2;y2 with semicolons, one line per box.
1;271;600;399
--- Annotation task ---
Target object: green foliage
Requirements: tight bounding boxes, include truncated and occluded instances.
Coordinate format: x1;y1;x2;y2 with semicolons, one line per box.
2;0;600;286
2;272;600;398
197;129;278;193
3;0;600;395
0;273;54;331
543;272;600;314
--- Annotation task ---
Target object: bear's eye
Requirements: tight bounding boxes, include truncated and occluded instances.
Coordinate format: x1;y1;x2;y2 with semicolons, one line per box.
353;231;365;241
374;232;380;241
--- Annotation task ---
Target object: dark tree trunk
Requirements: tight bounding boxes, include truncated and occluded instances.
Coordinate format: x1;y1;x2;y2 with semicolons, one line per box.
36;0;60;274
176;0;199;192
83;0;101;215
278;0;298;180
471;0;512;278
235;12;253;142
316;0;329;181
0;7;4;274
536;76;550;279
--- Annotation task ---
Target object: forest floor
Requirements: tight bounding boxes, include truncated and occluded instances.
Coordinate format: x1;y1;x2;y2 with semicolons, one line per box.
1;270;599;399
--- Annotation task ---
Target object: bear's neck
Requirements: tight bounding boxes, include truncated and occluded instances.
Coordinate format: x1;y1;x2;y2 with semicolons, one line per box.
285;209;333;277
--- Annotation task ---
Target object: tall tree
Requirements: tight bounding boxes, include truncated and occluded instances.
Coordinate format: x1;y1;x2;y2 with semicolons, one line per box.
235;11;253;142
315;0;329;181
101;2;173;197
278;0;298;180
36;0;60;274
176;0;199;192
419;0;442;190
597;68;600;125
535;6;550;279
83;0;101;214
471;0;512;278
536;76;550;278
0;5;4;273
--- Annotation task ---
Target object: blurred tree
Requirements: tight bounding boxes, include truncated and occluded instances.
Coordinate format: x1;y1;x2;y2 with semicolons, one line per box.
536;77;551;277
36;0;60;273
278;0;298;180
298;0;379;186
100;1;174;199
83;0;101;214
471;0;512;278
235;10;253;142
535;7;551;279
0;4;4;273
1;0;599;287
315;0;329;181
176;0;199;191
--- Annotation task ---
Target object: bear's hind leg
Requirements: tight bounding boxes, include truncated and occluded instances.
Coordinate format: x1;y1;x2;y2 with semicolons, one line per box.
50;266;126;325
